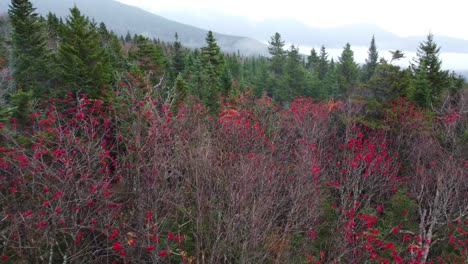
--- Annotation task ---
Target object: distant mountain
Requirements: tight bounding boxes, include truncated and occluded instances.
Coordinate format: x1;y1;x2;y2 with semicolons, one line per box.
0;0;268;56
156;11;468;53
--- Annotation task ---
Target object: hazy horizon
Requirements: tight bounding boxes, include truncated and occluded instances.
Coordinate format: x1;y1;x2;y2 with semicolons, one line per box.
116;0;468;41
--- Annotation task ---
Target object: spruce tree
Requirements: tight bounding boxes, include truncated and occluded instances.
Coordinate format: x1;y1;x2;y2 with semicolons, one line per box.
306;48;319;70
58;7;112;97
283;45;306;99
268;32;286;76
201;30;224;77
0;16;8;67
362;35;379;82
8;0;49;93
411;33;449;107
316;46;329;81
337;43;358;96
368;62;412;101
128;35;165;77
172;33;185;78
321;59;339;98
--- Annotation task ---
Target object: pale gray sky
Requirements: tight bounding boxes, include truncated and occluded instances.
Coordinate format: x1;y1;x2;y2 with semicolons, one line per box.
116;0;468;40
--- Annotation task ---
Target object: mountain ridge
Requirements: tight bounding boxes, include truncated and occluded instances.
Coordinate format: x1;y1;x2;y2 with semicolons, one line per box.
155;10;468;53
0;0;269;56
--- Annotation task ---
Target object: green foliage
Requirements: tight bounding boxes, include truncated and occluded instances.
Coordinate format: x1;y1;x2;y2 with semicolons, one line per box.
171;33;185;80
316;46;329;81
8;0;49;94
201;31;224;77
337;43;359;96
283;45;307;100
268;32;286;77
306;48;319;70
367;62;412;101
0;16;9;67
58;7;112;97
380;189;418;231
411;34;450;108
362;35;379;82
9;88;32;127
128;35;165;77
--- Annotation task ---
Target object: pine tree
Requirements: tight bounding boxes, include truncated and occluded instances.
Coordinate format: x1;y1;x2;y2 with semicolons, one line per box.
316;46;329;81
268;32;286;76
411;33;449;107
337;43;358;96
58;7;112;97
8;0;49;93
362;35;379;82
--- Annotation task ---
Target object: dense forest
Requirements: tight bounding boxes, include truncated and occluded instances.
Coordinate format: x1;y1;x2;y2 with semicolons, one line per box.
0;0;467;263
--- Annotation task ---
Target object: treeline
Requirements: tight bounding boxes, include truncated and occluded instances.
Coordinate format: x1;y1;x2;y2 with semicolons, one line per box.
0;0;465;118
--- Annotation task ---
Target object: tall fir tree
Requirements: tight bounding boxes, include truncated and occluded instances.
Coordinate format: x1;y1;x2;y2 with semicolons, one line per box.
283;45;307;100
171;33;185;80
337;43;359;96
201;30;224;77
411;33;449;107
316;46;329;81
268;32;286;77
321;59;339;98
362;35;379;82
8;0;49;94
58;7;112;97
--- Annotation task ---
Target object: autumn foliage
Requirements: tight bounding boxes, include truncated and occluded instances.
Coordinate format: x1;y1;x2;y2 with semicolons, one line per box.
0;75;467;263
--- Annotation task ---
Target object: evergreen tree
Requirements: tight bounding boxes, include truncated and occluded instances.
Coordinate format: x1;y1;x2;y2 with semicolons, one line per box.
283;45;306;100
252;60;270;97
306;48;319;70
321;60;339;99
129;35;165;76
411;33;449;107
46;12;60;50
58;7;112;97
124;31;132;43
362;35;379;82
0;16;8;67
316;46;329;81
367;62;412;101
220;66;232;96
174;72;187;105
171;33;185;78
268;32;286;76
8;0;49;93
337;43;359;96
201;30;224;77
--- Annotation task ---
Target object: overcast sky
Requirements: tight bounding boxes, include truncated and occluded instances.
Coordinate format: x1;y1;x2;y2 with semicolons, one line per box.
116;0;468;40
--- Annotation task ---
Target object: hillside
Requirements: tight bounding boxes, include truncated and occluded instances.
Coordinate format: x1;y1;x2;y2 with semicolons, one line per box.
0;0;268;55
157;10;468;53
